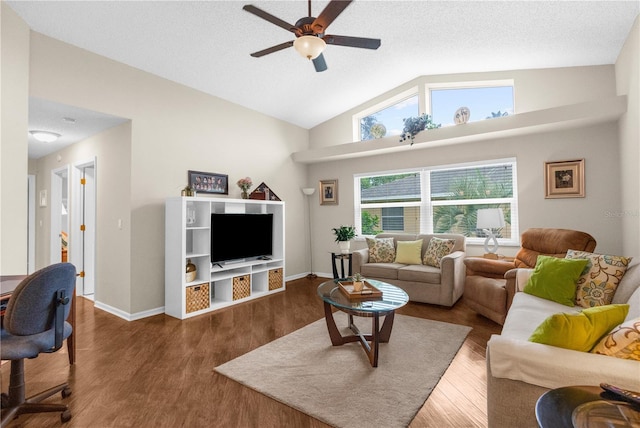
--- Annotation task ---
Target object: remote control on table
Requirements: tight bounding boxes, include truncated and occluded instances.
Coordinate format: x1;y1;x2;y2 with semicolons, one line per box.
600;383;640;406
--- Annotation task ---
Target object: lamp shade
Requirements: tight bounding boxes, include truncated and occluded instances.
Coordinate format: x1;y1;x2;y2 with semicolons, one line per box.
293;35;326;60
476;208;505;229
302;187;316;196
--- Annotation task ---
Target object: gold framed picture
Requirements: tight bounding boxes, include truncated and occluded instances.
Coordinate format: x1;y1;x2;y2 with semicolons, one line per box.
544;159;585;198
319;179;338;205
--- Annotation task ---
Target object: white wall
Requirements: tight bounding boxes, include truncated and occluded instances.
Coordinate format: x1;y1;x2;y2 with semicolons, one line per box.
307;64;630;274
1;3;30;275
615;16;640;257
26;32;309;316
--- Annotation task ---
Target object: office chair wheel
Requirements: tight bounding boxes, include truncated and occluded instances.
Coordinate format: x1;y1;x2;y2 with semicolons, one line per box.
62;386;72;398
61;409;72;423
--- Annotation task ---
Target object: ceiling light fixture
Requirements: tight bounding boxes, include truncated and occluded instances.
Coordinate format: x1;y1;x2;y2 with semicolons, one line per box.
293;35;326;60
29;130;61;143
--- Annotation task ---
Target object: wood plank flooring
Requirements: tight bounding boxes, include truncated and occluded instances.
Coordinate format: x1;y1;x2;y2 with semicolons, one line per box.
1;277;501;427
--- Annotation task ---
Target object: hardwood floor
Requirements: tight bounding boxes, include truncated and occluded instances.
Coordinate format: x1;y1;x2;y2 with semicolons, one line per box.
1;277;501;427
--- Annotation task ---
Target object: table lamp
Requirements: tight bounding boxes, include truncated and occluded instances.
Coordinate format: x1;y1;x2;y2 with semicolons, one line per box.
476;208;505;257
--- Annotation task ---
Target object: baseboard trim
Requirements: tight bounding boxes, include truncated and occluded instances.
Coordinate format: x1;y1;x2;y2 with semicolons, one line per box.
93;300;164;321
286;272;333;281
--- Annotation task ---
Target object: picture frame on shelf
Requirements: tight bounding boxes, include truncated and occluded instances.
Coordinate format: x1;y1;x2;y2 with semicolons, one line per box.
249;182;281;201
188;170;228;195
544;159;585;199
320;179;338;205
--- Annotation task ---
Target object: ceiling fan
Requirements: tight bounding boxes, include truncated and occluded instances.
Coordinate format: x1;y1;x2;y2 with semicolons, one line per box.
243;0;381;72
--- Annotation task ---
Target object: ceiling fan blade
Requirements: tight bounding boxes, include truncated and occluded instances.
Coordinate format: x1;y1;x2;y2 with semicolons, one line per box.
312;54;327;72
312;0;353;34
250;41;294;58
243;5;298;34
323;35;381;50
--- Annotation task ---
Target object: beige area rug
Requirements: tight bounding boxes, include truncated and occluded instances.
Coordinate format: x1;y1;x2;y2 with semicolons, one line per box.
214;313;472;428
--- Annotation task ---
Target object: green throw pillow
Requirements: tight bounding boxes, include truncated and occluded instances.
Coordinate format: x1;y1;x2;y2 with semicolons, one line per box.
523;255;589;306
529;304;629;352
394;239;423;264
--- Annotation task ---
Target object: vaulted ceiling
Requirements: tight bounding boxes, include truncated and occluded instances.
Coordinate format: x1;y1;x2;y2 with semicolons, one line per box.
7;1;639;157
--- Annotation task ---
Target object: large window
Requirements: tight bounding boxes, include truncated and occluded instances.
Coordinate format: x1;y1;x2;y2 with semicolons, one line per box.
355;159;518;245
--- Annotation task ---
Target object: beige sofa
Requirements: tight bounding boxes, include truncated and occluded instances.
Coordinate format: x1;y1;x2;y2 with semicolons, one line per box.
351;233;466;306
486;259;640;427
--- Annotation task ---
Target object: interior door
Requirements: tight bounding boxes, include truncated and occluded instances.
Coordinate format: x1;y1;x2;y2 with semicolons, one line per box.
71;160;96;298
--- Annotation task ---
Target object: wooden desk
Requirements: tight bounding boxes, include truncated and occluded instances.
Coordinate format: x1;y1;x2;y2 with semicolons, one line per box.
1;274;76;364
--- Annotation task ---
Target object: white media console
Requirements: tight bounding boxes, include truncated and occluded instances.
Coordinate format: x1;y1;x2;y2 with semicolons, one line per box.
165;197;285;319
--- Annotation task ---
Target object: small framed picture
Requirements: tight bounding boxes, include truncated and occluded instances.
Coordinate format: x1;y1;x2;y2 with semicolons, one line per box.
544;159;585;198
320;179;338;205
188;170;228;195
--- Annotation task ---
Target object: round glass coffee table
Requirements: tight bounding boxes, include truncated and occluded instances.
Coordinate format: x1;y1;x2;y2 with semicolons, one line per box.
317;279;409;367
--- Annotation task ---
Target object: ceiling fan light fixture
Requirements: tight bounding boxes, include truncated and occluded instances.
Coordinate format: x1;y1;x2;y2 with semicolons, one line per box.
293;35;326;60
29;130;61;143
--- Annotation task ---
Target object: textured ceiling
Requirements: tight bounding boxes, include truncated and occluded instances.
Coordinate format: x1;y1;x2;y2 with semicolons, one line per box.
7;1;639;158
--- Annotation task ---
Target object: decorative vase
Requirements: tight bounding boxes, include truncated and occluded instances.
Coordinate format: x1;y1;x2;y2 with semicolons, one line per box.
338;241;350;254
241;190;249;199
185;259;197;283
353;281;364;292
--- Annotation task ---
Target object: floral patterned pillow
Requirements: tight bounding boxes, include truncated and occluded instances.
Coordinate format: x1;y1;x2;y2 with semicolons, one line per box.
366;237;396;263
591;317;640;360
423;237;455;267
566;250;633;308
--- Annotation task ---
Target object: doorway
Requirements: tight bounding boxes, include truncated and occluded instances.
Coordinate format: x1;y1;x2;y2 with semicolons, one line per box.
71;159;97;298
50;166;69;265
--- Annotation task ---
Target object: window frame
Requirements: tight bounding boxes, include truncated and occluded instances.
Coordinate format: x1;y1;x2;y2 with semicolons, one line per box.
352;86;420;142
425;79;515;127
354;158;519;247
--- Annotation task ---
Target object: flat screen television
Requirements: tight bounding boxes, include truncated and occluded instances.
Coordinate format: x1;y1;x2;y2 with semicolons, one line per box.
210;213;273;264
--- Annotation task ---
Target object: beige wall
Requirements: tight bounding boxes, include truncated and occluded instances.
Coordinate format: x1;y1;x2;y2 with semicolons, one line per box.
26;32;308;316
615;16;640;256
1;3;30;275
310;66;617;148
30;122;132;311
308;64;629;272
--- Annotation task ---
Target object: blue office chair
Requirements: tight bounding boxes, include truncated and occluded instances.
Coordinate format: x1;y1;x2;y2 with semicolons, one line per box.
0;263;76;426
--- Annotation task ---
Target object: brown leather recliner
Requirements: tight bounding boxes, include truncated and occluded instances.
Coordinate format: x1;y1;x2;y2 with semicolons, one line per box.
463;228;596;324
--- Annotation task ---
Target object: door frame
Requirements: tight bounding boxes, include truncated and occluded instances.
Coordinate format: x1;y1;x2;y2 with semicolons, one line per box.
71;157;97;298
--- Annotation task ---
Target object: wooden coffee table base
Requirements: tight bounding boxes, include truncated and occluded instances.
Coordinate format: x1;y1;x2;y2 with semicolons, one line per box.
322;302;396;367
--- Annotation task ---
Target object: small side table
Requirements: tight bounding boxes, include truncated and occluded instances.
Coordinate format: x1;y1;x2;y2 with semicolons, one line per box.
536;385;640;428
331;252;353;279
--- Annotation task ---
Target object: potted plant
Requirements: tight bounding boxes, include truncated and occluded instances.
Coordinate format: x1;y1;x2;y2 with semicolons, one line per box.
332;225;356;254
399;114;440;145
352;272;365;292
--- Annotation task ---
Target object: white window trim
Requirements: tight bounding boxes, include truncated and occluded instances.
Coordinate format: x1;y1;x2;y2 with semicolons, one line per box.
352;86;420;142
354;158;519;246
425;79;515;117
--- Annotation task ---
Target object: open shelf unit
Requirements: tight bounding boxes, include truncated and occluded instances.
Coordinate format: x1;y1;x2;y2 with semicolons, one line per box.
165;196;285;319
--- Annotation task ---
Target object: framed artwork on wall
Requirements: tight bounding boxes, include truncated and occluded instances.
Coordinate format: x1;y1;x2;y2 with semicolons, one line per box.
320;179;338;205
188;170;228;195
544;159;585;199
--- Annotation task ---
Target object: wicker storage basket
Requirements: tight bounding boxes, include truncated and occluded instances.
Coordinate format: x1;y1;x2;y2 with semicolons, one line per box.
232;275;251;300
185;283;209;313
268;268;283;290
